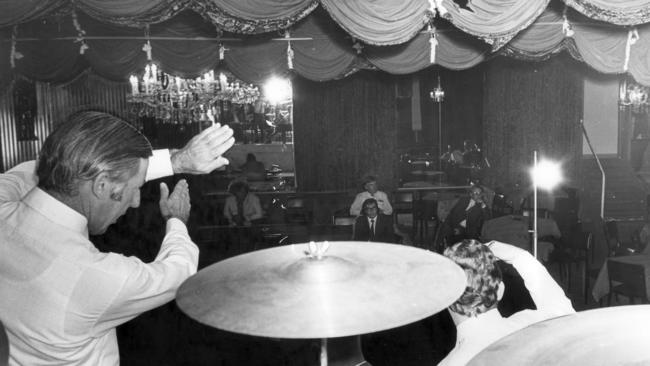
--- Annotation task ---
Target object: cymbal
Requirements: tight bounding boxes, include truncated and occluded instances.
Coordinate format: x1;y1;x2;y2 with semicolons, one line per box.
0;321;8;366
468;305;650;366
176;241;465;339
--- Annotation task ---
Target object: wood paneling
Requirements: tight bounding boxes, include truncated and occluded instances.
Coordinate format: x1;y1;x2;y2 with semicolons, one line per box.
0;72;131;171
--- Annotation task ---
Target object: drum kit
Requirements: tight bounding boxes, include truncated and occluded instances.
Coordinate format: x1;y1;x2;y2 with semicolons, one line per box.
468;305;650;366
176;241;465;365
176;240;650;365
0;321;7;366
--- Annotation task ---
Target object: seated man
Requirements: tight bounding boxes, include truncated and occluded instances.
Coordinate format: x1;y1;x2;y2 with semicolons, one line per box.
350;175;393;216
441;185;490;246
223;180;263;226
352;198;395;243
240;153;266;181
438;240;575;366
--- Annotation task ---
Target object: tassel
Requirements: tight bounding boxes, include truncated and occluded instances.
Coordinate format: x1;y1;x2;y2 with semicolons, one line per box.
624;28;639;72
285;31;294;69
429;25;438;64
219;43;227;60
562;6;574;38
142;25;152;61
10;25;23;68
72;10;89;54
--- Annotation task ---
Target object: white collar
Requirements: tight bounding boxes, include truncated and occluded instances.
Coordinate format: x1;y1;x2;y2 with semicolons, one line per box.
23;187;89;238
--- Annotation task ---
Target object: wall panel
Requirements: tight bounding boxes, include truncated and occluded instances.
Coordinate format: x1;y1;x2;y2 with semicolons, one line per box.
0;73;131;171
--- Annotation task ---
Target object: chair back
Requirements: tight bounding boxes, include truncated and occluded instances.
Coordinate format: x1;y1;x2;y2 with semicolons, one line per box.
393;191;414;206
286;197;309;209
608;260;648;300
491;193;513;218
604;220;623;255
284;197;312;224
333;216;356;226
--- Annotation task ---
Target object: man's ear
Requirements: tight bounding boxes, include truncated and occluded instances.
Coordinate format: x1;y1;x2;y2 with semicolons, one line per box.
497;281;505;301
91;172;111;199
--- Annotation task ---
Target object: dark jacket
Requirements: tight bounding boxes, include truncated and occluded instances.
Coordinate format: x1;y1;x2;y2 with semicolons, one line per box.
353;214;395;243
444;196;490;244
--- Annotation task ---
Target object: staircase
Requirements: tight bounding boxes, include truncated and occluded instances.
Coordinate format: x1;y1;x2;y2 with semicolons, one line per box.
579;157;648;222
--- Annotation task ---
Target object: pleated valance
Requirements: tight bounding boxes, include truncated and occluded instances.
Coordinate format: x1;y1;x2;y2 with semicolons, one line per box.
2;0;650;87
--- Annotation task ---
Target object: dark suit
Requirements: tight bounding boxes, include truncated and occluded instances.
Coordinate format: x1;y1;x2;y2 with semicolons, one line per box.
442;196;490;245
353;214;395;243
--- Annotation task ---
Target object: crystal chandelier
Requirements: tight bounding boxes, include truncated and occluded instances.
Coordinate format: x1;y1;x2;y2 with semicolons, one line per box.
127;63;261;122
620;78;649;108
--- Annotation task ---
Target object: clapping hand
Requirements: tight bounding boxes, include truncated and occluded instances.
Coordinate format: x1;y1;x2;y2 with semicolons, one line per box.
171;123;235;174
159;180;191;224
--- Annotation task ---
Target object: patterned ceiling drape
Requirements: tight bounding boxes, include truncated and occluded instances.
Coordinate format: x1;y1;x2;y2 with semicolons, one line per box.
3;0;650;88
564;0;650;25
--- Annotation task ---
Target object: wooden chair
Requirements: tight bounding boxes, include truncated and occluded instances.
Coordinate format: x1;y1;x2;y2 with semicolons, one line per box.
332;214;356;241
608;260;649;305
604;220;637;256
284;197;312;224
392;191;416;232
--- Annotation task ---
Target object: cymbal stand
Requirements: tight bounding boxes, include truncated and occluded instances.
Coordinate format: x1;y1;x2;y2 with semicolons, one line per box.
319;336;369;366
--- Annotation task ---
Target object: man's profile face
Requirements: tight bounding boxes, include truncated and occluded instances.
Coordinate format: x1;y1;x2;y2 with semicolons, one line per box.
89;159;148;235
365;204;379;219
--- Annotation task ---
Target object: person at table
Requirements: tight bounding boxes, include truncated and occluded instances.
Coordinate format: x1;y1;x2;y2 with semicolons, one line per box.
438;240;574;366
0;111;234;366
350;175;393;216
441;185;491;246
240;153;266;181
353;198;396;243
223;180;263;226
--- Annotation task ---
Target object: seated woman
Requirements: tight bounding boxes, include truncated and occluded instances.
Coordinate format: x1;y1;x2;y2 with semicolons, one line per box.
223;180;263;226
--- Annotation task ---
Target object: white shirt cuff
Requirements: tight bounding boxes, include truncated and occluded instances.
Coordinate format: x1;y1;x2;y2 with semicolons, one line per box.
146;149;174;182
166;217;189;234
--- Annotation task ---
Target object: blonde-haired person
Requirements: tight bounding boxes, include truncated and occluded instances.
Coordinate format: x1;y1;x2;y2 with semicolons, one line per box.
350;175;393;217
439;240;574;366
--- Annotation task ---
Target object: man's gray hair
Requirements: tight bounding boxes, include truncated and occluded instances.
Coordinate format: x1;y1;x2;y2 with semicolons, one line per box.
37;111;152;196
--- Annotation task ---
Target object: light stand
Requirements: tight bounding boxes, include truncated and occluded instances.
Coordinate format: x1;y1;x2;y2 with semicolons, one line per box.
530;153;562;259
430;76;445;170
533;151;538;259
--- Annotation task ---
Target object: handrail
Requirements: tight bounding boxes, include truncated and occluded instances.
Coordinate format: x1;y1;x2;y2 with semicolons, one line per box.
580;120;605;220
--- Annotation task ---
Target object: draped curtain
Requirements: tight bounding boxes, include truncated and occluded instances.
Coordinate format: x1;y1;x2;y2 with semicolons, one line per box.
293;71;399;192
3;0;650;87
482;55;583;189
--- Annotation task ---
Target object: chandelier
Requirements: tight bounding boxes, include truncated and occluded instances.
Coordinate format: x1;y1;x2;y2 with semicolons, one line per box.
127;63;261;122
429;75;445;103
620;78;649;108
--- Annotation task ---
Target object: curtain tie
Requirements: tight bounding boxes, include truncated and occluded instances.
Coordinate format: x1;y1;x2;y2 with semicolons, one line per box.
624;28;639;72
429;0;447;17
562;6;574;38
142;25;152;61
285;30;294;70
10;25;23;68
429;25;438;64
